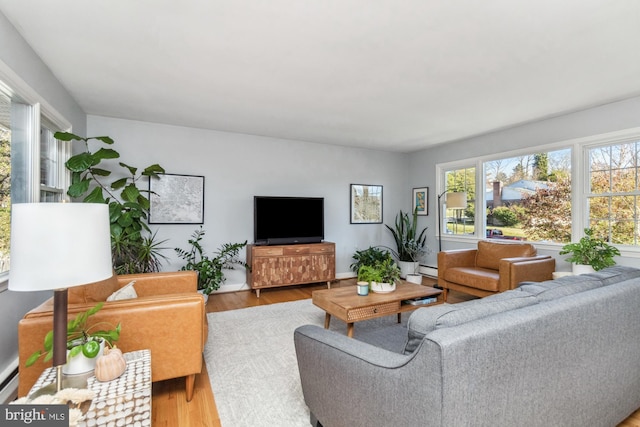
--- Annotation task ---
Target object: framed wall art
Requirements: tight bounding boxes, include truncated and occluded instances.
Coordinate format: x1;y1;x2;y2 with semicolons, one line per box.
350;184;383;224
413;187;428;216
149;173;205;224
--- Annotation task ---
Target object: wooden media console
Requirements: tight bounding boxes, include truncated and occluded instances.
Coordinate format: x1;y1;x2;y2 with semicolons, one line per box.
246;242;335;297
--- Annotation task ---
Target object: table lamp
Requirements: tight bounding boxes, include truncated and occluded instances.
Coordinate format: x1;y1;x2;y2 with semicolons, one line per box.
9;203;113;394
437;191;467;252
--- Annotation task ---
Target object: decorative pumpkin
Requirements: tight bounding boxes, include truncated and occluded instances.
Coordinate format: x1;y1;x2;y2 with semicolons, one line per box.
94;347;127;382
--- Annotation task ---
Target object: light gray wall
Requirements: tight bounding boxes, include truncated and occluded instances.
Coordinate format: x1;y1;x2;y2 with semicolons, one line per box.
87;115;411;283
0;11;86;394
409;96;640;270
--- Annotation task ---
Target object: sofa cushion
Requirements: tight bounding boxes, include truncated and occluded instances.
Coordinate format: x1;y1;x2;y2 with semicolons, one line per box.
519;275;604;302
68;275;119;304
475;241;536;270
403;289;537;354
583;266;640;285
444;267;499;292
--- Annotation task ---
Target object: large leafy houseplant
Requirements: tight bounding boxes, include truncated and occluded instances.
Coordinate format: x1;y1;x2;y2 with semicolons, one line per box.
26;303;121;367
350;246;393;274
175;227;249;295
56;132;167;274
385;208;429;262
559;228;621;271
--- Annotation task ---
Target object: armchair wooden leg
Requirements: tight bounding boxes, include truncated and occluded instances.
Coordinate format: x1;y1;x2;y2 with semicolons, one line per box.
186;374;196;402
442;287;448;302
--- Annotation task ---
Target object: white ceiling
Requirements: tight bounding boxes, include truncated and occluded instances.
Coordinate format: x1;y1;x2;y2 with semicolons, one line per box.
1;1;640;153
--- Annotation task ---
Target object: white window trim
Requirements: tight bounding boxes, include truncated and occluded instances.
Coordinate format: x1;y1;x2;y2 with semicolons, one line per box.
0;60;73;292
436;126;640;258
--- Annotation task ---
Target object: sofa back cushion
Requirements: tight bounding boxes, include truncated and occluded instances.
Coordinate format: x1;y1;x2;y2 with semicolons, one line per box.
403;289;538;354
519;275;605;302
68;274;119;304
475;241;537;270
584;266;640;286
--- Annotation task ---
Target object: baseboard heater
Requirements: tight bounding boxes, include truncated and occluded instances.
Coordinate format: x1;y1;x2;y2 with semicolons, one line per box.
419;265;438;278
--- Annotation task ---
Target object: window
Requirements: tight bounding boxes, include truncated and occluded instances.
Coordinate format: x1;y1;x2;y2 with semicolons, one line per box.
40;121;68;202
484;148;572;243
588;140;639;245
0;79;70;277
443;166;475;236
440;148;573;244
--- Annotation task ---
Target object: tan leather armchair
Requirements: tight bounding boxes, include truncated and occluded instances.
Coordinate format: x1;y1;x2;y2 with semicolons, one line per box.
18;271;207;401
438;240;555;300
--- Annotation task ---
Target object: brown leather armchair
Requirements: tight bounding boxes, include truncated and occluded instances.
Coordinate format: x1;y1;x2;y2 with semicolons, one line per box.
17;271;207;401
438;240;555;301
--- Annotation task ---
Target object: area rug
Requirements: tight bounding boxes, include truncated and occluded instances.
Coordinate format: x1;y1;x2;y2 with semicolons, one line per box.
204;298;409;427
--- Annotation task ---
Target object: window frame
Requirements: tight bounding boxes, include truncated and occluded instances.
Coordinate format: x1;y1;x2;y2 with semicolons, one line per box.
437;127;640;259
0;67;72;290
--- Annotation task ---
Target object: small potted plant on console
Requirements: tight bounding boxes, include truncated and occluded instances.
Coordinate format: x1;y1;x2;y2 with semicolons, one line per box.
559;227;620;274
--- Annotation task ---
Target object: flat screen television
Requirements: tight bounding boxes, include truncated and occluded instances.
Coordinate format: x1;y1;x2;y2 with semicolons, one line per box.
254;196;324;245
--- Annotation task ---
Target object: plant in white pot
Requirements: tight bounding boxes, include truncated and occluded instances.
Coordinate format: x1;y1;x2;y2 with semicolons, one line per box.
385;209;429;278
370;258;402;293
26;303;121;375
559;228;621;274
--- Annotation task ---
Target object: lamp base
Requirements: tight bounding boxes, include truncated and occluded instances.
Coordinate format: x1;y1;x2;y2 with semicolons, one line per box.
28;367;92;399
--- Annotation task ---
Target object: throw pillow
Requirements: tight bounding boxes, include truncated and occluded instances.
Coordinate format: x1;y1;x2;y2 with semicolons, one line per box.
106;281;137;301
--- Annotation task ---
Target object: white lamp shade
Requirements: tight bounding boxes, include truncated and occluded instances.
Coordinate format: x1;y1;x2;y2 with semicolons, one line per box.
9;203;113;291
446;192;467;210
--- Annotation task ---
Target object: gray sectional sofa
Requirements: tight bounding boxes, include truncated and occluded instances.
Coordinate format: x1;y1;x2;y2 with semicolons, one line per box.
294;266;640;427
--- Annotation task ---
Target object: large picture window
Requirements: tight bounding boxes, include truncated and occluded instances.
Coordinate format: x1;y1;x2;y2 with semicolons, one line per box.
440;148;573;244
588;140;639;245
484;148;572;243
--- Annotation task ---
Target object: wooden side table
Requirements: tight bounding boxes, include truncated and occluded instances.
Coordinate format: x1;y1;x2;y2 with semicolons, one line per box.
29;349;152;427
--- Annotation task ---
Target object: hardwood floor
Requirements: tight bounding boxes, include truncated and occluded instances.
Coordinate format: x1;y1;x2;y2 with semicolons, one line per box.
151;277;640;426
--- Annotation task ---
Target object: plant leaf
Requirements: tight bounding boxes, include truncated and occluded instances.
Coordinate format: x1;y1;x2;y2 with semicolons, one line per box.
66;152;95;172
93;147;120;161
92;136;114;145
67;179;91;198
142;164;166;176
111;177;128;190
54;131;85;142
121;183;140;203
83;186;106;204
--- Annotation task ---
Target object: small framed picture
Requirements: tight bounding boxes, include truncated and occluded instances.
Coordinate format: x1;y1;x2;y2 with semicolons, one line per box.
149;173;205;224
413;187;428;216
350;184;383;224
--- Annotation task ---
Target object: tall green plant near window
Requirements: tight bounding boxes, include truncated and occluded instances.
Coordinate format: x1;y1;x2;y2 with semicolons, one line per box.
385;209;428;262
56;132;167;274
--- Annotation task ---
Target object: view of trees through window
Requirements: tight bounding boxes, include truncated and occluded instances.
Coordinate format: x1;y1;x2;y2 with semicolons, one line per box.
485;148;572;243
445;148;573;243
589;141;640;245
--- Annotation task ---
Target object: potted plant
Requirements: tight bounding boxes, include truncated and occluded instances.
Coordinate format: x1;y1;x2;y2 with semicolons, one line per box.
385;208;429;278
175;226;249;298
361;258;401;293
56;132;168;274
26;303;121;374
350;246;393;274
559;228;621;274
